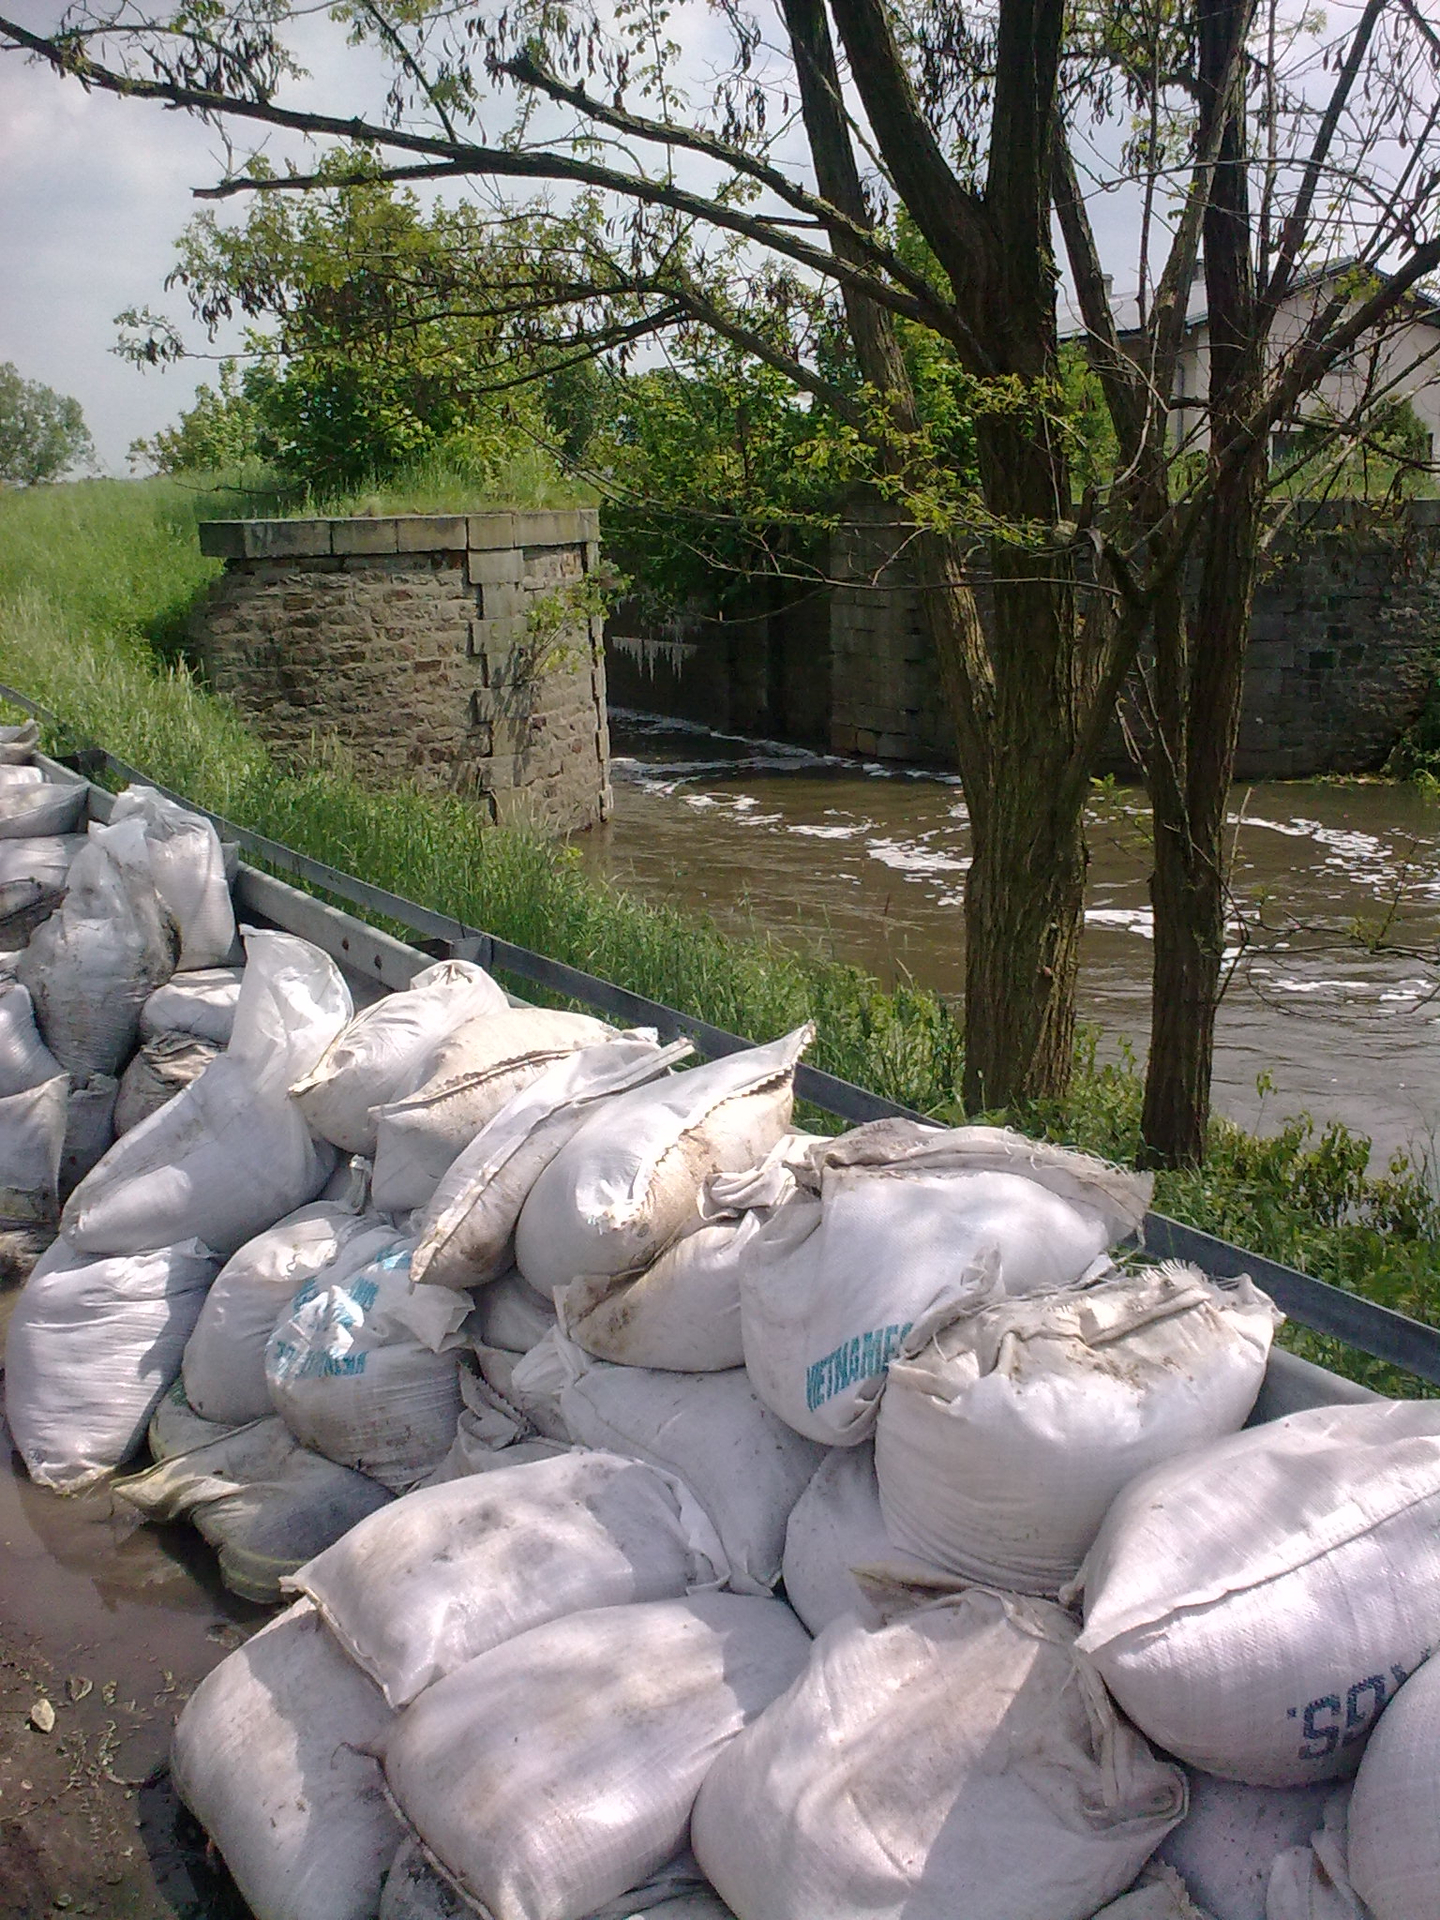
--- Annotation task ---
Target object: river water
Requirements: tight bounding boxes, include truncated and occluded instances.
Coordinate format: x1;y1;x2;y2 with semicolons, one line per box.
586;711;1440;1167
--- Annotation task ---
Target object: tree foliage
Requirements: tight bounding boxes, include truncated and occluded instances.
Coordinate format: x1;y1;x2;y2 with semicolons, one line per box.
0;362;95;487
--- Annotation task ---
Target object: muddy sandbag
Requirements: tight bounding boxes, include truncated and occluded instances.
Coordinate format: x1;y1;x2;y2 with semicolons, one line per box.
1346;1649;1440;1920
183;1205;389;1426
410;1034;688;1291
381;1593;812;1920
874;1263;1279;1596
108;785;236;969
378;1844;719;1920
781;1442;958;1636
291;1448;728;1708
113;1031;221;1135
380;1840;473;1920
19;822;177;1077
0;779;88;839
0;833;86;949
1071;1401;1440;1786
468;1267;557;1353
516;1026;813;1301
560;1351;826;1594
0;717;39;763
738;1119;1151;1446
1154;1771;1335;1920
0;1073;68;1227
0;978;63;1095
62;930;350;1259
59;1071;118;1199
4;1236;219;1490
371;1007;619;1213
140;965;244;1046
115;1408;393;1604
265;1235;463;1492
692;1587;1186;1920
172;1598;402;1920
291;959;510;1157
558;1136;821;1373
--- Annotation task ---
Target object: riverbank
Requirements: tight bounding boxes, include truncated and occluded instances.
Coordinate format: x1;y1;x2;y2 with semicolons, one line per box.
2;477;1438;1393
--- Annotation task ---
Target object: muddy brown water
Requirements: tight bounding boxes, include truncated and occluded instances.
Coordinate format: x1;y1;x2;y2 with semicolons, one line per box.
588;712;1440;1169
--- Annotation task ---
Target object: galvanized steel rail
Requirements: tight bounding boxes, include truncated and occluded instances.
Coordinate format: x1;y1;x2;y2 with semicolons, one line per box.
6;681;1439;1388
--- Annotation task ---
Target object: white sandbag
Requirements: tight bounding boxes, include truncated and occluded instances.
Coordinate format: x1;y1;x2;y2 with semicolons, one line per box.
172;1598;402;1920
140;966;244;1045
1071;1401;1440;1786
516;1026;813;1300
59;1072;117;1198
692;1587;1186;1920
372;1007;619;1213
0;717;39;763
410;1035;688;1291
115;1410;393;1604
0;834;85;941
182;1205;386;1425
381;1593;812;1920
108;785;236;969
18;824;177;1076
291;1448;728;1708
482;1331;579;1442
3;1237;219;1490
148;1374;226;1460
0;765;42;788
292;959;510;1156
0;1073;68;1226
420;1430;569;1488
1346;1648;1440;1920
561;1355;826;1594
380;1840;472;1920
558;1138;818;1372
1266;1794;1364;1920
0;979;62;1095
875;1263;1279;1596
378;1845;718;1920
468;1267;557;1352
738;1117;1150;1444
0;779;88;838
1094;1865;1215;1919
1156;1772;1336;1920
62;931;350;1258
113;1032;220;1135
265;1235;463;1492
781;1442;958;1636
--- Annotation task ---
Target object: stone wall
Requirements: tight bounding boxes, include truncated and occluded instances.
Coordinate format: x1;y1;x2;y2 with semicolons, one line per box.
194;510;610;832
607;503;1440;779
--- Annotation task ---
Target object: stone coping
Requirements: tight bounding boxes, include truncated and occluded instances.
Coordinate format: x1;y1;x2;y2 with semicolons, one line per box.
199;507;599;561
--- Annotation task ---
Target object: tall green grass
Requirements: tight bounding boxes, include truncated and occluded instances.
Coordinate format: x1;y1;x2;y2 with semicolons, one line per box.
2;476;1437;1391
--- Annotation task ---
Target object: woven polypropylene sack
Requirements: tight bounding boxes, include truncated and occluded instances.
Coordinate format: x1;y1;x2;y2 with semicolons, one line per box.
1346;1649;1440;1920
692;1587;1186;1920
1265;1792;1364;1920
467;1268;556;1353
114;1032;220;1134
738;1119;1151;1445
292;959;509;1157
0;834;84;942
561;1357;825;1594
59;1072;118;1200
108;786;237;969
410;1035;684;1292
1152;1771;1335;1920
378;1843;724;1920
1072;1401;1440;1786
515;1027;812;1301
371;1007;618;1213
183;1206;387;1426
0;1073;67;1226
290;1447;727;1707
171;1599;401;1920
0;978;62;1096
874;1263;1279;1595
4;1236;219;1490
0;779;87;839
140;967;244;1046
380;1594;812;1920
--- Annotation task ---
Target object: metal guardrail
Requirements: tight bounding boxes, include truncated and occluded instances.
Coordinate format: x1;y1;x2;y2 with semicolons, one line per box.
6;681;1440;1388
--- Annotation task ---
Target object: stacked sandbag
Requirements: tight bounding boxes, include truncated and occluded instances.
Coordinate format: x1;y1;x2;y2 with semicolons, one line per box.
692;1586;1187;1920
62;930;351;1259
410;1034;692;1291
0;834;85;948
106;785;237;969
3;1235;220;1489
114;1397;393;1603
515;1024;813;1300
0;978;68;1228
738;1118;1152;1443
372;1006;620;1211
265;1234;464;1491
468;1266;557;1354
113;1031;220;1134
379;1593;812;1920
0;774;87;839
172;1599;403;1920
417;1353;571;1486
291;957;510;1155
1265;1793;1363;1920
287;1449;728;1706
1154;1771;1337;1920
874;1261;1279;1595
0;717;39;762
1344;1648;1440;1919
183;1203;387;1425
1070;1400;1440;1785
140;966;244;1046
